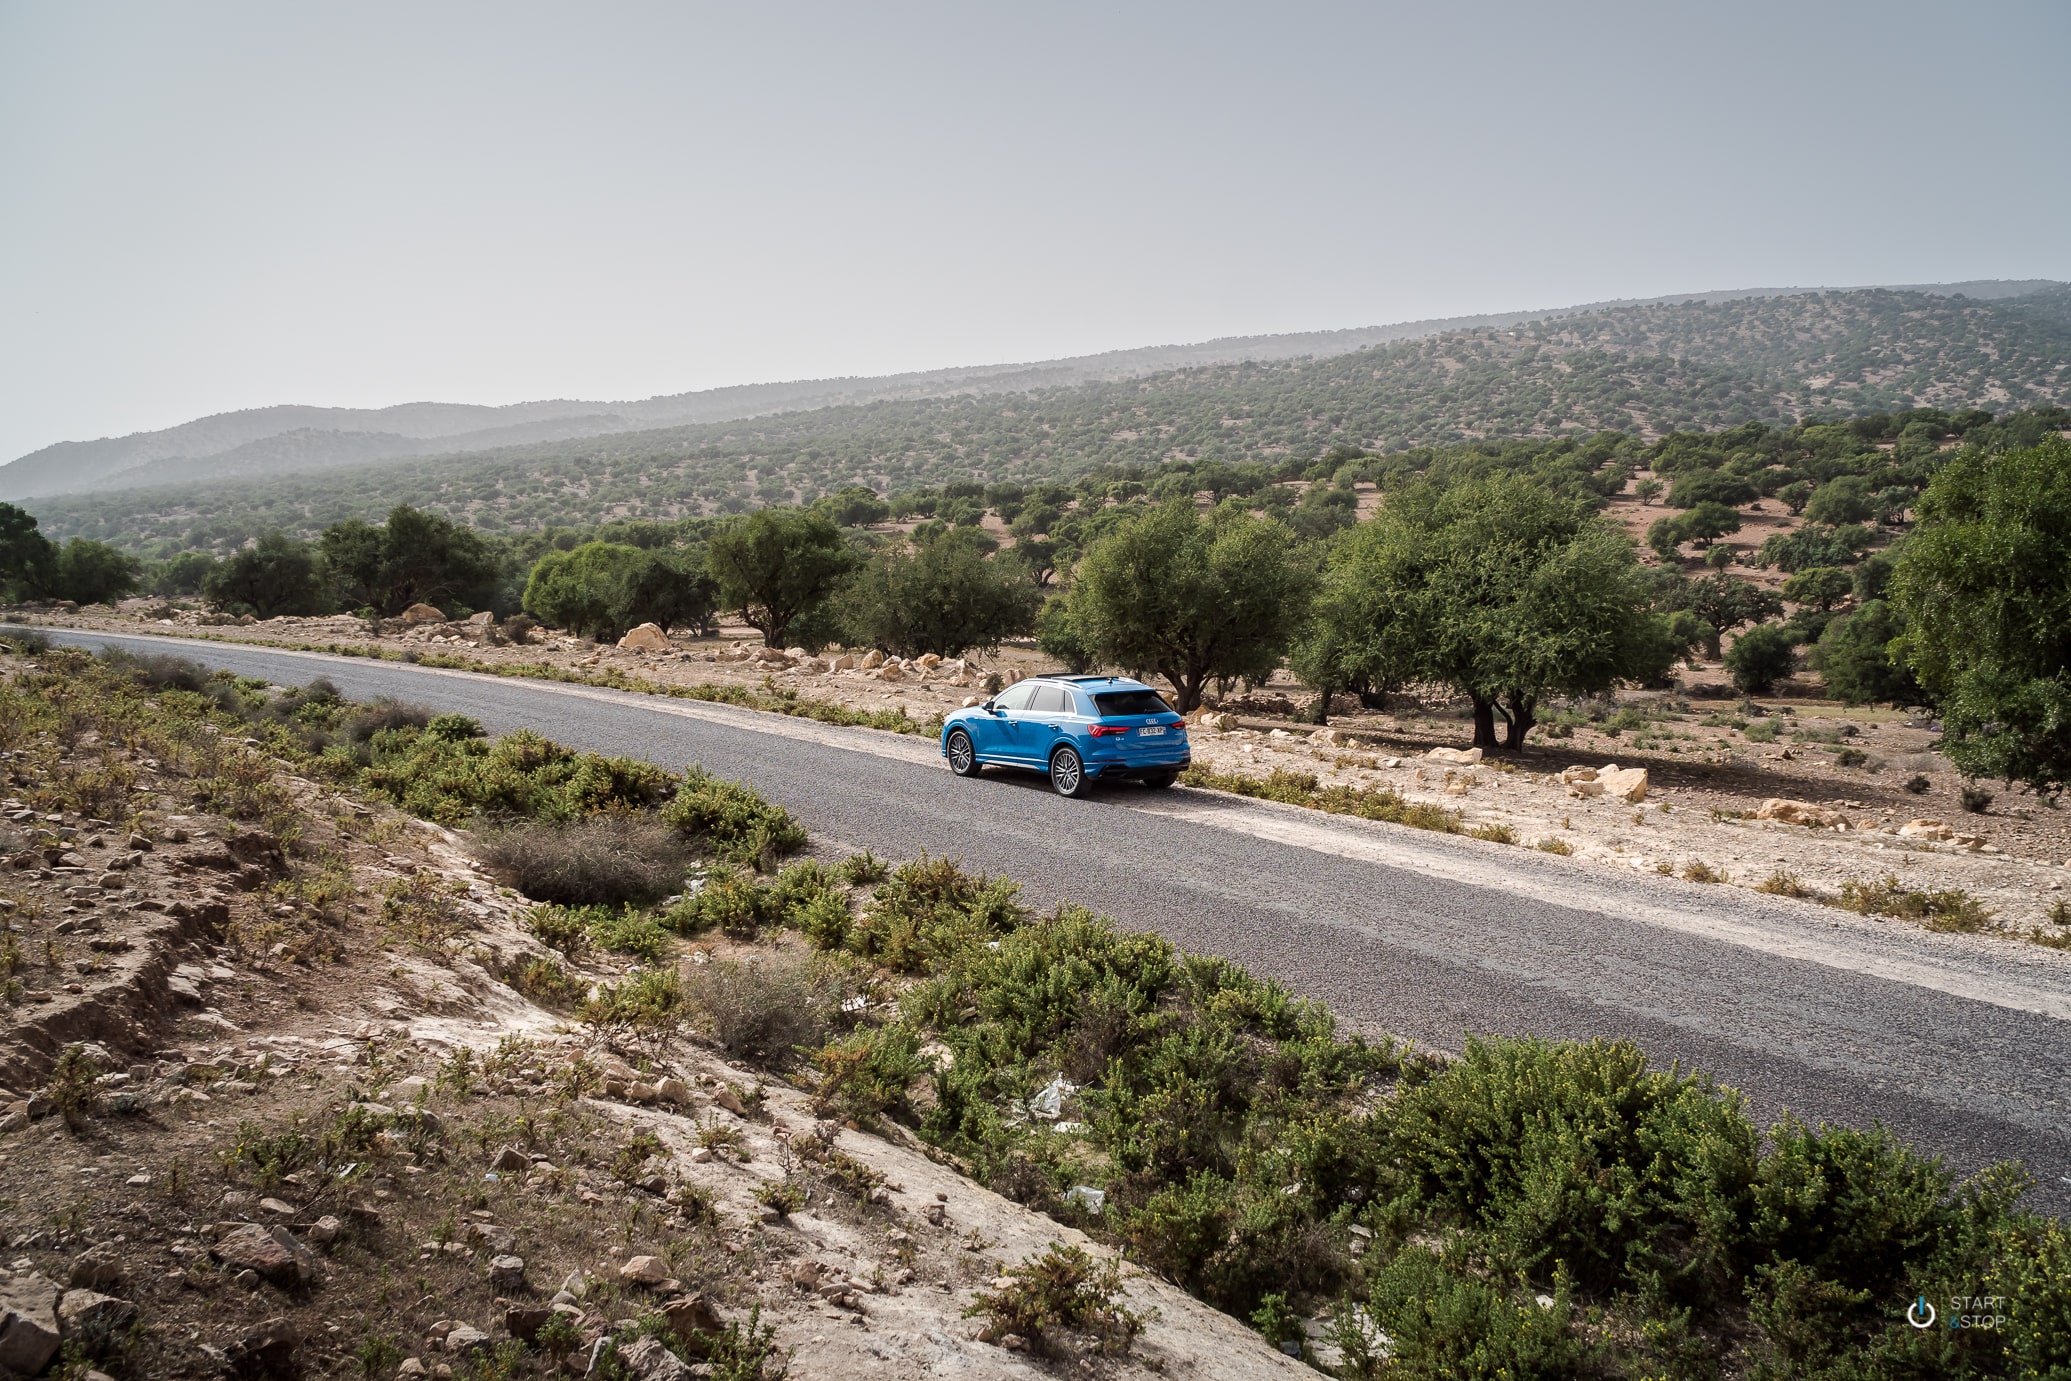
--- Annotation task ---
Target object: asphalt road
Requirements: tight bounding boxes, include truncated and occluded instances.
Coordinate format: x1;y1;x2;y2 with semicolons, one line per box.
28;628;2071;1211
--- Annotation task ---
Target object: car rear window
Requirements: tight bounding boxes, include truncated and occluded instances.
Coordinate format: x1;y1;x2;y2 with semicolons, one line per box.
1093;690;1172;717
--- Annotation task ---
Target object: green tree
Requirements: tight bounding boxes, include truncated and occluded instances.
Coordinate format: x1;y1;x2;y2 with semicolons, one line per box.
1672;574;1785;659
1304;478;1673;746
1805;475;1874;527
1891;437;2071;795
320;504;500;616
1071;499;1312;712
1034;593;1097;673
203;534;329;618
1679;501;1743;547
1776;481;1816;516
706;507;858;648
148;550;219;597
1782;567;1854;611
1812;601;1922;707
1725;623;1796;694
522;542;714;642
812;485;891;528
49;540;141;605
0;503;54;600
836;527;1041;658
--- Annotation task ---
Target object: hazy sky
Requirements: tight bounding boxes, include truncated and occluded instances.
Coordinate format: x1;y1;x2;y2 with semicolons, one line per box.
2;1;2066;461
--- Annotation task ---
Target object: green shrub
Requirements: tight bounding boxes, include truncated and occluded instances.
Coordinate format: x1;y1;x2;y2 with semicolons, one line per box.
663;864;776;937
966;1241;1145;1355
1726;624;1797;694
663;766;807;865
1360;1248;1583;1381
1834;875;1993;931
848;855;1026;972
812;1024;928;1124
580;969;683;1033
1389;1037;1755;1294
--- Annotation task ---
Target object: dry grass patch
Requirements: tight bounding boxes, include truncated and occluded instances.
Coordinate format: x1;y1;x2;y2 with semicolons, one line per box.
1835;874;1994;932
475;814;692;907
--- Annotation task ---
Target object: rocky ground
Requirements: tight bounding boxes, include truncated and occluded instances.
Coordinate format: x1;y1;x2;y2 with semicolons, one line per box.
0;650;1305;1380
13;599;2070;945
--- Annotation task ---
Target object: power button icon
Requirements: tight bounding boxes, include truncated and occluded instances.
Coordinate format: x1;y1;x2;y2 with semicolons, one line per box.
1907;1297;1937;1329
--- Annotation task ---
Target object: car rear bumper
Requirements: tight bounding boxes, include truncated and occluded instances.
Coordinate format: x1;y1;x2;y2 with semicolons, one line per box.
1089;756;1190;778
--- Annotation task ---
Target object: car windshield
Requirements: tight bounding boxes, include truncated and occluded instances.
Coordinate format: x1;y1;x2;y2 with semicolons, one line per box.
1092;689;1172;717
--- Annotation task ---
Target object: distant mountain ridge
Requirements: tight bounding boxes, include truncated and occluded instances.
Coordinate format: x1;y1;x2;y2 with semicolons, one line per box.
7;278;2059;502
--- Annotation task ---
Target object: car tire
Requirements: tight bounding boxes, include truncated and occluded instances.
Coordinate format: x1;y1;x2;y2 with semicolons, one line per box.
1141;770;1178;790
1049;745;1092;798
946;729;982;777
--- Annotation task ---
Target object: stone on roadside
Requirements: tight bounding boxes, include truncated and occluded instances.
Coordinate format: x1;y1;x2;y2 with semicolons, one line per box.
1755;799;1848;829
490;1144;530;1173
1597;765;1649;804
1426;747;1483;766
399;604;446;626
488;1256;526;1289
655;1076;690;1104
443;1324;490;1354
617;623;671;653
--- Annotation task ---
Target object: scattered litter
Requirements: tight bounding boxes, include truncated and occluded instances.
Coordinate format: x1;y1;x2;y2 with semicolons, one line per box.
1063;1185;1106;1214
1027;1076;1076;1121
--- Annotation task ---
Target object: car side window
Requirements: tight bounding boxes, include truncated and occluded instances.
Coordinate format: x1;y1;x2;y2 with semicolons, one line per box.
1027;685;1067;714
992;682;1038;713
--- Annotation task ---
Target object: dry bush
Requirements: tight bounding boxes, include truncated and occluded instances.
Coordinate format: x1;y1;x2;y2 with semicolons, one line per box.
682;953;835;1064
474;814;690;906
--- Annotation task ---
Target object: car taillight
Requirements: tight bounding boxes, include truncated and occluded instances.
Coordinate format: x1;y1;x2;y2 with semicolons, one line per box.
1089;725;1130;736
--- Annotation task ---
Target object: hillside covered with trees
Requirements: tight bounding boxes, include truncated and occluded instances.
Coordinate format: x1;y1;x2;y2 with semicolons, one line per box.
27;284;2071;553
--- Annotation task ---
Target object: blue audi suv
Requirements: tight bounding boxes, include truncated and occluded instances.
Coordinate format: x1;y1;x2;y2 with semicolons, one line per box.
940;675;1190;797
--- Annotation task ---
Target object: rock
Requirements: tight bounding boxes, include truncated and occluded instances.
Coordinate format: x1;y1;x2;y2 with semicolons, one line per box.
307;1215;343;1247
468;1222;516;1254
258;1197;295;1217
626;1081;659;1103
399;603;446;626
211;1223;316;1284
57;1288;138;1337
1557;765;1598;784
559;1271;589;1300
396;1361;429;1378
619;1255;668;1286
1426;746;1483;765
443;1324;490;1355
1899;818;1955;840
917;653;942;669
1310;728;1343;746
712;1086;746;1116
617;623;671;652
504;1305;551;1342
617;1335;695;1380
662;1293;722;1340
489;1144;530;1173
1566;780;1606;799
876;663;905;681
654;1076;690;1104
1756;799;1849;829
0;1270;62;1376
790;1259;825;1289
860;650;884;669
68;1243;124;1289
224;1317;300;1374
1597;765;1649;804
488;1255;526;1289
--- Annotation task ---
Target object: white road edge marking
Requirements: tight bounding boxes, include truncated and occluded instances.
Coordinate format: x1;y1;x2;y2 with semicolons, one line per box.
44;630;2071;1023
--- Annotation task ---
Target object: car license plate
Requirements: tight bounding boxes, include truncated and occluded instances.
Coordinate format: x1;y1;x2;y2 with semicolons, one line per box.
1138;725;1166;736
